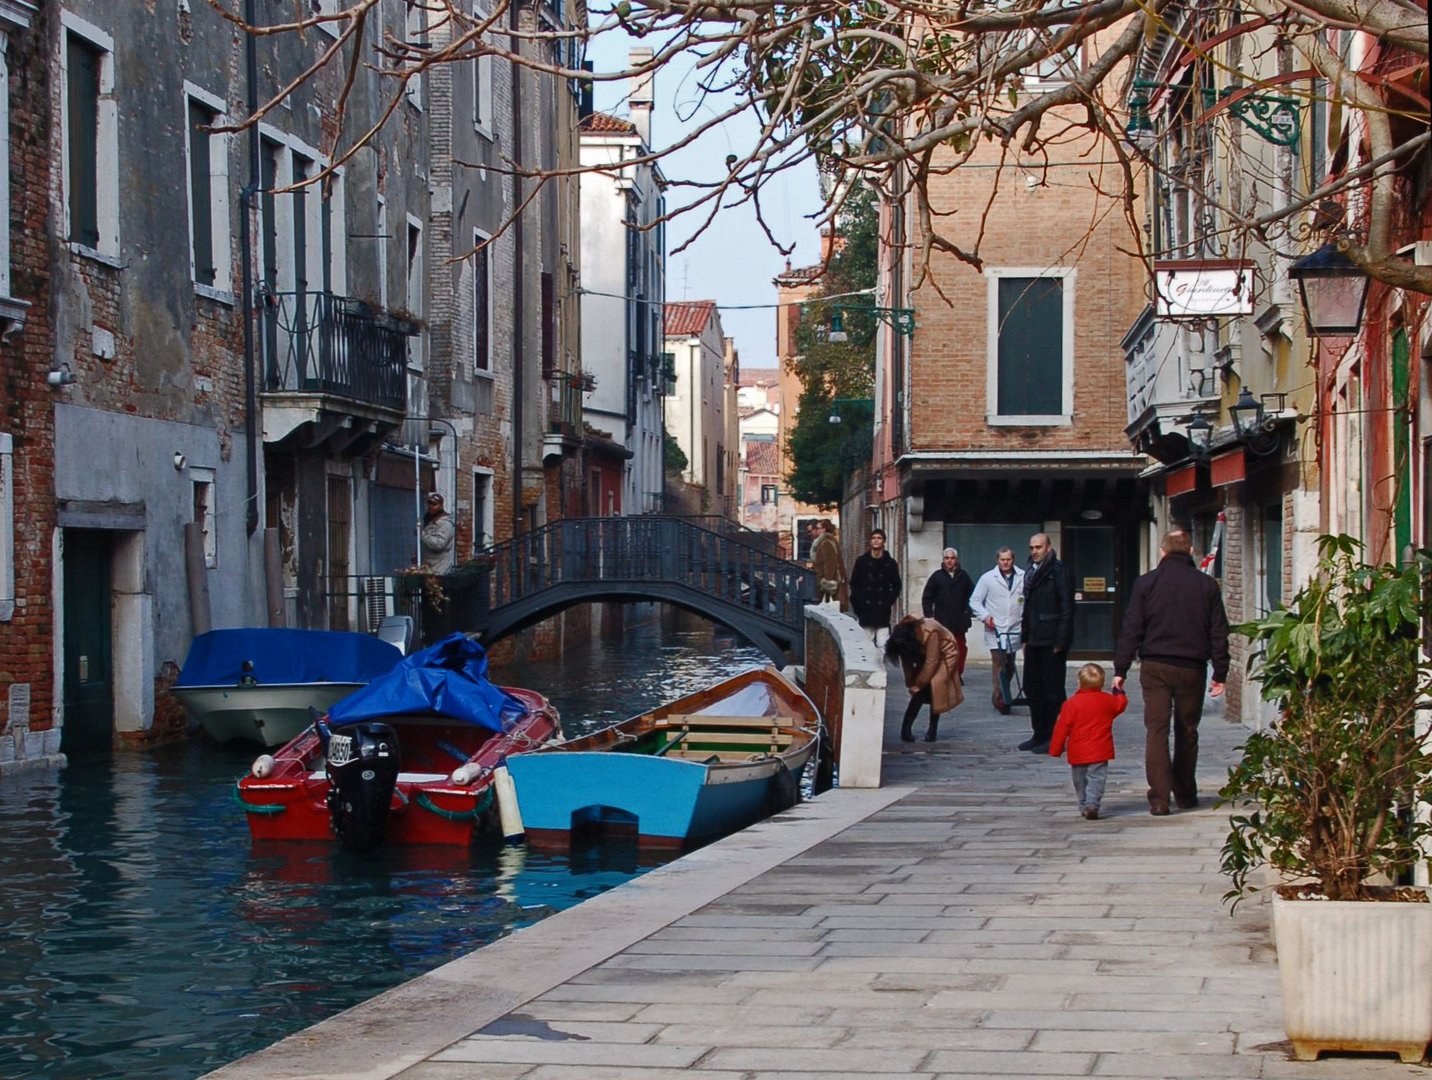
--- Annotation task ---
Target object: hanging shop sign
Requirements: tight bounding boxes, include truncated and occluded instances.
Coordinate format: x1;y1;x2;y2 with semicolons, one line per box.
1154;260;1257;319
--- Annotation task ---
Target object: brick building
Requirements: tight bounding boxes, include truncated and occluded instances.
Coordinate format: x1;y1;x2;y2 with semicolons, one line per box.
875;122;1148;658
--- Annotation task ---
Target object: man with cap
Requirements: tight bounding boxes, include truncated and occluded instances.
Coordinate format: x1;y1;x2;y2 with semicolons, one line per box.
420;492;455;573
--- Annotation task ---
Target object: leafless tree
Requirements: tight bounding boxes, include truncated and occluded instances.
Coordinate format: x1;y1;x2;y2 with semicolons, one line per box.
215;0;1430;291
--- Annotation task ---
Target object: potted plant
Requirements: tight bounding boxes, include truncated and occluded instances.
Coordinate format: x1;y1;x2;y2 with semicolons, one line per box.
1219;534;1432;1063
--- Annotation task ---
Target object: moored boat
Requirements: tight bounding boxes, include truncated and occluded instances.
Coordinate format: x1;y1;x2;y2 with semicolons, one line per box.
173;628;403;747
235;634;560;849
505;666;820;850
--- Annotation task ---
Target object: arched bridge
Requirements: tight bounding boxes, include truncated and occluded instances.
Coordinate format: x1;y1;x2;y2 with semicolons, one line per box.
434;517;817;662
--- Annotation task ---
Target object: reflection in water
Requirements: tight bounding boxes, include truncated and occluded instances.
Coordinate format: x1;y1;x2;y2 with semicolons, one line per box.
0;612;761;1080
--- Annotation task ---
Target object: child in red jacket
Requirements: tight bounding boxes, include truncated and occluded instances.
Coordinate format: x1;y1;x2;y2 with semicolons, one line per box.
1050;663;1127;820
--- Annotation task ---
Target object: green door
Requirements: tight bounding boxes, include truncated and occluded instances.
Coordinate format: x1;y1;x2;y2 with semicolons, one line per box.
1064;525;1116;655
61;529;113;757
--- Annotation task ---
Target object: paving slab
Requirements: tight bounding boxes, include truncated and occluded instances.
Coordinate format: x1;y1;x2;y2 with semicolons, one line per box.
204;661;1427;1080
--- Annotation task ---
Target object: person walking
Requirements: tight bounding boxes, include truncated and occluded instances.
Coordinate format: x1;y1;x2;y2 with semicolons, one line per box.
809;519;846;609
885;615;963;742
1049;663;1127;820
1113;530;1230;816
420;492;456;574
1019;532;1073;754
970;546;1025;710
921;548;975;681
848;528;901;648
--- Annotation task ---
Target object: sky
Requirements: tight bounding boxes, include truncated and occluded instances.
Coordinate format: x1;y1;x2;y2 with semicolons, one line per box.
586;32;824;368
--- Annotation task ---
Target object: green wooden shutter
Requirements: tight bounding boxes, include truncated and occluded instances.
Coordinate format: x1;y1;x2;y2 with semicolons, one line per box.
997;276;1064;416
187;98;216;286
66;36;101;249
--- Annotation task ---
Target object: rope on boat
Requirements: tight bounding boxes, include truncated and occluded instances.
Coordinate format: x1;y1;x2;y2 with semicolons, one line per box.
233;783;286;815
415;787;494;822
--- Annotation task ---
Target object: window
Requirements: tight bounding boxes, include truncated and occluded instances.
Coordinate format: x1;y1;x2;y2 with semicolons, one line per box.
184;84;232;295
540;271;555;378
62;13;117;258
376;195;389;308
473;229;491;373
192;469;217;568
472;469;492;551
472;8;494;137
405;216;423;370
404;0;424;108
985;268;1074;423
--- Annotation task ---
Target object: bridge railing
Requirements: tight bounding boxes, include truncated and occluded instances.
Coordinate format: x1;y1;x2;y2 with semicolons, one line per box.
485;516;815;632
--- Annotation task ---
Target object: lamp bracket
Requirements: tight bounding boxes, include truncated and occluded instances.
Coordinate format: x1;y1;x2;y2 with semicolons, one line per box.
832;302;916;338
1200;86;1301;146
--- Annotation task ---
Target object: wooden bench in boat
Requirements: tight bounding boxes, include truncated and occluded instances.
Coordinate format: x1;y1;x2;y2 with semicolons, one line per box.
657;714;798;729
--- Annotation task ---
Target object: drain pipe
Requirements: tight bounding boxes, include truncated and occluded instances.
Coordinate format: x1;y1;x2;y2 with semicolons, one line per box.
509;2;524;540
241;0;261;535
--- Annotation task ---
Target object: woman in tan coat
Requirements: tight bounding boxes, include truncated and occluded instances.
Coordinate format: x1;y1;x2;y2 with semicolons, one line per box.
885;615;964;742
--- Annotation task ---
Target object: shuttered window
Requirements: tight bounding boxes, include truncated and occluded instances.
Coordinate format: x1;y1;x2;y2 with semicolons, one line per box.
995;275;1065;418
66;35;101;249
473;235;490;372
187;97;218;286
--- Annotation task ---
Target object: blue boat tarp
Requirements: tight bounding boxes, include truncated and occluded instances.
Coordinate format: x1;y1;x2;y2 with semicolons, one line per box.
176;628;401;689
325;633;526;732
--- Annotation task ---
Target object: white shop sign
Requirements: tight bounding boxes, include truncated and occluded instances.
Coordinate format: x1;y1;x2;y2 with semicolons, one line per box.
1154;261;1257;318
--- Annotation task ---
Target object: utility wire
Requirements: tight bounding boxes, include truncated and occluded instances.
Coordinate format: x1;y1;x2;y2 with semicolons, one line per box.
576;286;877;310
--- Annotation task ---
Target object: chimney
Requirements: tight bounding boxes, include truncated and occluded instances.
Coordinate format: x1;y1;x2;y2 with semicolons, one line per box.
628;47;653;145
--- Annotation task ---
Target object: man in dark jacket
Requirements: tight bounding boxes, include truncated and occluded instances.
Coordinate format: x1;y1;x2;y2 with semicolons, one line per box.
1113;530;1229;816
848;528;902;648
922;547;975;680
1019;532;1073;754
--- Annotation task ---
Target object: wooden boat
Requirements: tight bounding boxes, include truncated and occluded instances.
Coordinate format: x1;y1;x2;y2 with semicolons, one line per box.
235;634;560;849
173;628;403;747
505;667;820;850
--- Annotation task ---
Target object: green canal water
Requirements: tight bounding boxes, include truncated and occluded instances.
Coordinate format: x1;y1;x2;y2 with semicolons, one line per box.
0;615;767;1079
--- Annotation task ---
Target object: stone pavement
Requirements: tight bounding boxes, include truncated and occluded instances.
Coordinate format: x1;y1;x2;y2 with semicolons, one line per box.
208;663;1429;1080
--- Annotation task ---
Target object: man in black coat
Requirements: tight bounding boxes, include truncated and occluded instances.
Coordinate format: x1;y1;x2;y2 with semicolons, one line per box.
848;528;902;648
1019;532;1073;754
1113;530;1230;816
922;547;975;681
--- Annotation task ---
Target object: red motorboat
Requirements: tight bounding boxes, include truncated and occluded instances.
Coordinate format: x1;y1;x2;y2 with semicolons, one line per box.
234;634;560;848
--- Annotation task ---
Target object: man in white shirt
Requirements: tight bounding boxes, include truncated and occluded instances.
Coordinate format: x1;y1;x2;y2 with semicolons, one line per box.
969;546;1025;711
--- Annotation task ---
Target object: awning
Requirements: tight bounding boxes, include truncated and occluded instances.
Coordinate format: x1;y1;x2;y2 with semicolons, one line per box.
1166;464;1197;496
1210;448;1246;488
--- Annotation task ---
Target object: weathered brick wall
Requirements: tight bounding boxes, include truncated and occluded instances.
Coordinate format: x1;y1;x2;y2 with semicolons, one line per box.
0;6;60;738
912;131;1146;457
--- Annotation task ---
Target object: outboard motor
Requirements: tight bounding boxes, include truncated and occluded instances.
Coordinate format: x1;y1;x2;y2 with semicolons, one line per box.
325;722;400;851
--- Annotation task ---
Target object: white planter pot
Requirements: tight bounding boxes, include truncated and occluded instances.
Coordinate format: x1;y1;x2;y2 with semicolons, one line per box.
1272;891;1432;1063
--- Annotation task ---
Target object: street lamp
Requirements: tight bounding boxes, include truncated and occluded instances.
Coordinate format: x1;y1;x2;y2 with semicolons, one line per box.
1124;82;1157;154
1185;409;1213;461
1228;387;1287;455
1288;243;1370;336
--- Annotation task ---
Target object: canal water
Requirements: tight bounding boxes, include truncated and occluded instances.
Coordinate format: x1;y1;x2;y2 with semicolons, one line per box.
0;613;767;1080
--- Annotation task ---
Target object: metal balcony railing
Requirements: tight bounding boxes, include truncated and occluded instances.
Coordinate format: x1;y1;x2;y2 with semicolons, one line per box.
261;290;410;413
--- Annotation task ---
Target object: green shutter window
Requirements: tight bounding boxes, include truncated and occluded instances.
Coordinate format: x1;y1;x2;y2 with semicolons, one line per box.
997;276;1064;416
188;98;217;286
474;245;490;371
66;35;101;249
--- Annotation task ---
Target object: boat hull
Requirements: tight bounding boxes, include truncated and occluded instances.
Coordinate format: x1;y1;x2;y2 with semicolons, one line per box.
174;683;363;747
236;687;560;845
506;667;820;849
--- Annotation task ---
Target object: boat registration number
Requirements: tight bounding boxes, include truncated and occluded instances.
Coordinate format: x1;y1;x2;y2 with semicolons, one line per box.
328;733;353;765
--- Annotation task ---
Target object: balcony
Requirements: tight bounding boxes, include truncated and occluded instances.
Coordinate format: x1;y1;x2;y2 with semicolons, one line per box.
261;291;411;450
1121;304;1220;465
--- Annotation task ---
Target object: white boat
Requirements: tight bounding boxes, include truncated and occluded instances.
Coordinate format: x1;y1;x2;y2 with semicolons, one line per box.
172;628;402;747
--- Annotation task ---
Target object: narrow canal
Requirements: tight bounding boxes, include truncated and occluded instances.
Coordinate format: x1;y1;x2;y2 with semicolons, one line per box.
0;612;767;1080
